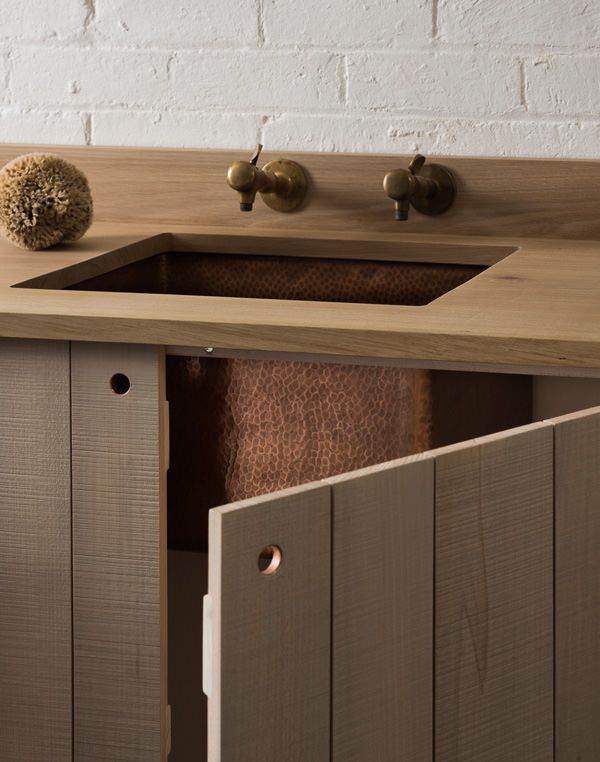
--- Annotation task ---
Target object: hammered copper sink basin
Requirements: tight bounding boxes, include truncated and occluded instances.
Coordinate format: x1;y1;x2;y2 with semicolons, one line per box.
16;234;517;306
65;250;487;306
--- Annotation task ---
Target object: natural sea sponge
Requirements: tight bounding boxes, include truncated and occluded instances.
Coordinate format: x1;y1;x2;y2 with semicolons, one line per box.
0;153;93;250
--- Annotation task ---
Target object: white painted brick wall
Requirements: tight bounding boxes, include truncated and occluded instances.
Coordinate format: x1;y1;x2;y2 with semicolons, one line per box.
347;52;520;115
1;0;600;157
93;0;258;48
262;0;432;48
11;47;170;109
169;51;340;111
438;0;600;48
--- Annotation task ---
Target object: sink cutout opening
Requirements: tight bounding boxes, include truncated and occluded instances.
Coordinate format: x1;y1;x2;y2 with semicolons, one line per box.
65;250;488;306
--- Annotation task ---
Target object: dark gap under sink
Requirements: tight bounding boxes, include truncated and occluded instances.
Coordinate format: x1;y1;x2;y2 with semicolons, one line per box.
65;250;487;306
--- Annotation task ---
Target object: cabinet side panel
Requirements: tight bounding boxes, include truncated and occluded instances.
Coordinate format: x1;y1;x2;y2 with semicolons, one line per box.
554;406;600;761
209;484;331;762
435;424;554;762
0;339;71;761
330;457;434;761
71;343;165;761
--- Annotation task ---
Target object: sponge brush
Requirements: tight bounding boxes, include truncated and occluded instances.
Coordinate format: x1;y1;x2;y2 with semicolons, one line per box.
0;153;93;250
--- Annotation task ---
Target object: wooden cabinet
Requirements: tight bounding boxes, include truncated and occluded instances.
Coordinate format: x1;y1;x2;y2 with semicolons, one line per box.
554;409;600;761
1;339;600;761
0;339;71;762
70;343;168;761
434;424;554;761
207;485;331;762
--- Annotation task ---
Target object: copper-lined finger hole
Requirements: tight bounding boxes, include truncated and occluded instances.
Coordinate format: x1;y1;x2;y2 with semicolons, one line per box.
258;545;282;576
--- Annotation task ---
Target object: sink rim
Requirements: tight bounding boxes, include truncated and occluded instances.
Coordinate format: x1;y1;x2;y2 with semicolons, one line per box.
13;231;518;294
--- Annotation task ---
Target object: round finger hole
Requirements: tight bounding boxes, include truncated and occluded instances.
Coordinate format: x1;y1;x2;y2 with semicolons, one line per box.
258;545;282;576
110;373;131;396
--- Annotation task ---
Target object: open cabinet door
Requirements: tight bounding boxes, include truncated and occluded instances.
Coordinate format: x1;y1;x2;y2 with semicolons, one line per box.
329;455;434;762
553;406;600;761
206;454;436;762
206;483;331;762
435;422;554;762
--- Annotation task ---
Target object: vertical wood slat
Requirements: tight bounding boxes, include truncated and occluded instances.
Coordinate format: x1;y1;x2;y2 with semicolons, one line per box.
435;423;554;762
0;339;71;761
71;342;167;761
554;406;600;761
329;456;434;762
208;483;331;762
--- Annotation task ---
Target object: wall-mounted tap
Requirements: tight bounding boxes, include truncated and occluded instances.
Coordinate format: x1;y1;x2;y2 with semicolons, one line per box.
383;154;456;221
226;144;308;213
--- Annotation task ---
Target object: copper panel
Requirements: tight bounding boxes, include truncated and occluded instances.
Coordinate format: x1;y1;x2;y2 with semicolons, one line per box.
167;357;531;550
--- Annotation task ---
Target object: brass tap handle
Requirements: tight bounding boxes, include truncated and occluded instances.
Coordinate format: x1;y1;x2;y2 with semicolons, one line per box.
250;143;263;166
408;154;426;175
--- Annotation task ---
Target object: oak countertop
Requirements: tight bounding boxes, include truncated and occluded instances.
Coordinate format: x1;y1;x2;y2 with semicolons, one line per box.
0;220;598;373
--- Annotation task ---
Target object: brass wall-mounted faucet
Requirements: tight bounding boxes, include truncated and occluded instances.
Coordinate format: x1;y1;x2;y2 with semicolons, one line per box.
383;154;456;221
226;144;308;213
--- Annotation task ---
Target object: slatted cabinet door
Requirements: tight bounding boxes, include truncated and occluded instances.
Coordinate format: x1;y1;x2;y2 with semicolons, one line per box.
71;343;168;761
329;456;434;762
554;406;600;762
207;483;332;762
206;456;435;762
0;339;71;761
435;423;554;762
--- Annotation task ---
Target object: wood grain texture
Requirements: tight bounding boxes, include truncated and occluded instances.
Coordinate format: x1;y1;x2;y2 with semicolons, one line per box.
167;346;600;379
435;424;554;762
329;456;434;762
71;342;166;761
2;144;600;240
0;223;598;370
553;406;600;762
0;146;597;369
0;338;71;761
208;483;331;762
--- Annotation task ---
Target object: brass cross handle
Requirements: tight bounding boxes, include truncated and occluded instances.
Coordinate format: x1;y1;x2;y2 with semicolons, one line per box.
408;154;426;175
250;143;263;166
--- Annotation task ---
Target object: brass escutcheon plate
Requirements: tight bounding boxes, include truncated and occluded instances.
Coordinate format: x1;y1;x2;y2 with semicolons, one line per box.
411;163;456;216
261;159;308;212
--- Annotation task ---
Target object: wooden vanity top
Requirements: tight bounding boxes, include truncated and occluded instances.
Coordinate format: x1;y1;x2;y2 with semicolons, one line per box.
0;144;599;373
1;221;598;373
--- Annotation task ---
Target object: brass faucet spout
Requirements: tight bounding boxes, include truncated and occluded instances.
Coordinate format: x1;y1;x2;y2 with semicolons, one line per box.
226;155;276;211
395;198;410;221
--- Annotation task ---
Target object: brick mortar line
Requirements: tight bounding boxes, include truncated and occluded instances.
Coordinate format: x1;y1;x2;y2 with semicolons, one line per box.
9;107;600;126
7;41;600;56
